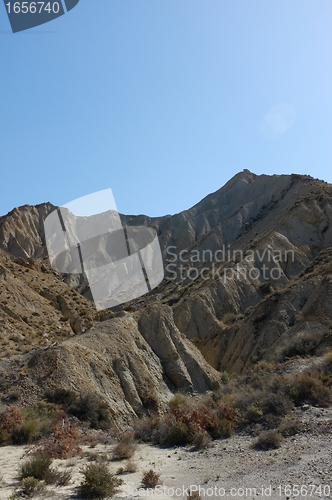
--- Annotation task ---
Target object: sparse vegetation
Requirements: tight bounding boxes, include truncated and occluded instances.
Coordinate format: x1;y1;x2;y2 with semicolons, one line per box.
135;399;235;447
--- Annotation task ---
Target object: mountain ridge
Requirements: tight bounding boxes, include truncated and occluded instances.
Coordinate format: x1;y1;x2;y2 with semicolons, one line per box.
0;171;331;425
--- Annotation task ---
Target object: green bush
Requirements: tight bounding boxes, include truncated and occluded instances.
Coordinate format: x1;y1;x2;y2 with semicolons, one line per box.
165;421;193;446
19;454;53;480
285;372;331;407
0;429;11;445
45;388;77;407
253;430;283;450
219;371;230;384
79;463;123;499
278;417;301;437
46;389;112;430
21;476;44;495
191;430;211;450
281;331;325;359
43;467;71;486
169;393;187;408
68;393;112;430
12;401;57;444
13;419;39;444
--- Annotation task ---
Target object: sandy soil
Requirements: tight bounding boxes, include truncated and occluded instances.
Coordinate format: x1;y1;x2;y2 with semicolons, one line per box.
0;405;331;500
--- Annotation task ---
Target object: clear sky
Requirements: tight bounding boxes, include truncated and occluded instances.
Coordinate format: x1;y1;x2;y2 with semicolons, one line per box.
1;0;331;218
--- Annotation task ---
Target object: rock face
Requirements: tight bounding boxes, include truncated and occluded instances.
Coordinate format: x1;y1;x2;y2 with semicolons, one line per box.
0;308;220;426
0;203;54;259
0;171;332;425
137;305;219;393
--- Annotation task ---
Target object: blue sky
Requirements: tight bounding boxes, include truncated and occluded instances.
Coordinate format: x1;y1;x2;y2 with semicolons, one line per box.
1;0;331;217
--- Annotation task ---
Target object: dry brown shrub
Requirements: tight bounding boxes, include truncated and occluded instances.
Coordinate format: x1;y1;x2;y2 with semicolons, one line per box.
0;406;23;433
33;411;81;458
112;442;136;460
141;469;161;488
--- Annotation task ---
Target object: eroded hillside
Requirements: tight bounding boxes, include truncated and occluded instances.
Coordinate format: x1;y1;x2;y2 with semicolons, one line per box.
0;171;332;425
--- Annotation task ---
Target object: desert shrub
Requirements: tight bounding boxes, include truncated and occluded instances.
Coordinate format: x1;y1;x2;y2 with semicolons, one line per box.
324;350;332;364
45;388;77;407
45;389;112;430
278;417;301;437
43;467;71;486
12;401;58;445
125;460;137;473
13;419;39;444
222;312;243;325
0;406;23;435
20;454;53;480
21;476;44;495
116;466;125;475
281;331;325;359
116;460;137;475
141;390;159;411
285;372;331;407
187;492;201;500
260;392;293;417
112;430;136;459
171;400;235;440
68;393;112;430
141;469;161;488
169;393;187;408
320;351;332;376
219;371;230;384
253;430;283;450
134;413;163;443
79;463;123;499
134;399;235;447
112;442;136;460
165;420;193;446
257;282;272;295
253;360;275;372
233;381;295;430
0;429;11;445
34;412;81;458
117;430;135;444
191;430;211;450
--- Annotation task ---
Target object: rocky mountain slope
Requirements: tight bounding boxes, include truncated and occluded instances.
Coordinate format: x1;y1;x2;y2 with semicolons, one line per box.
0;171;332;425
